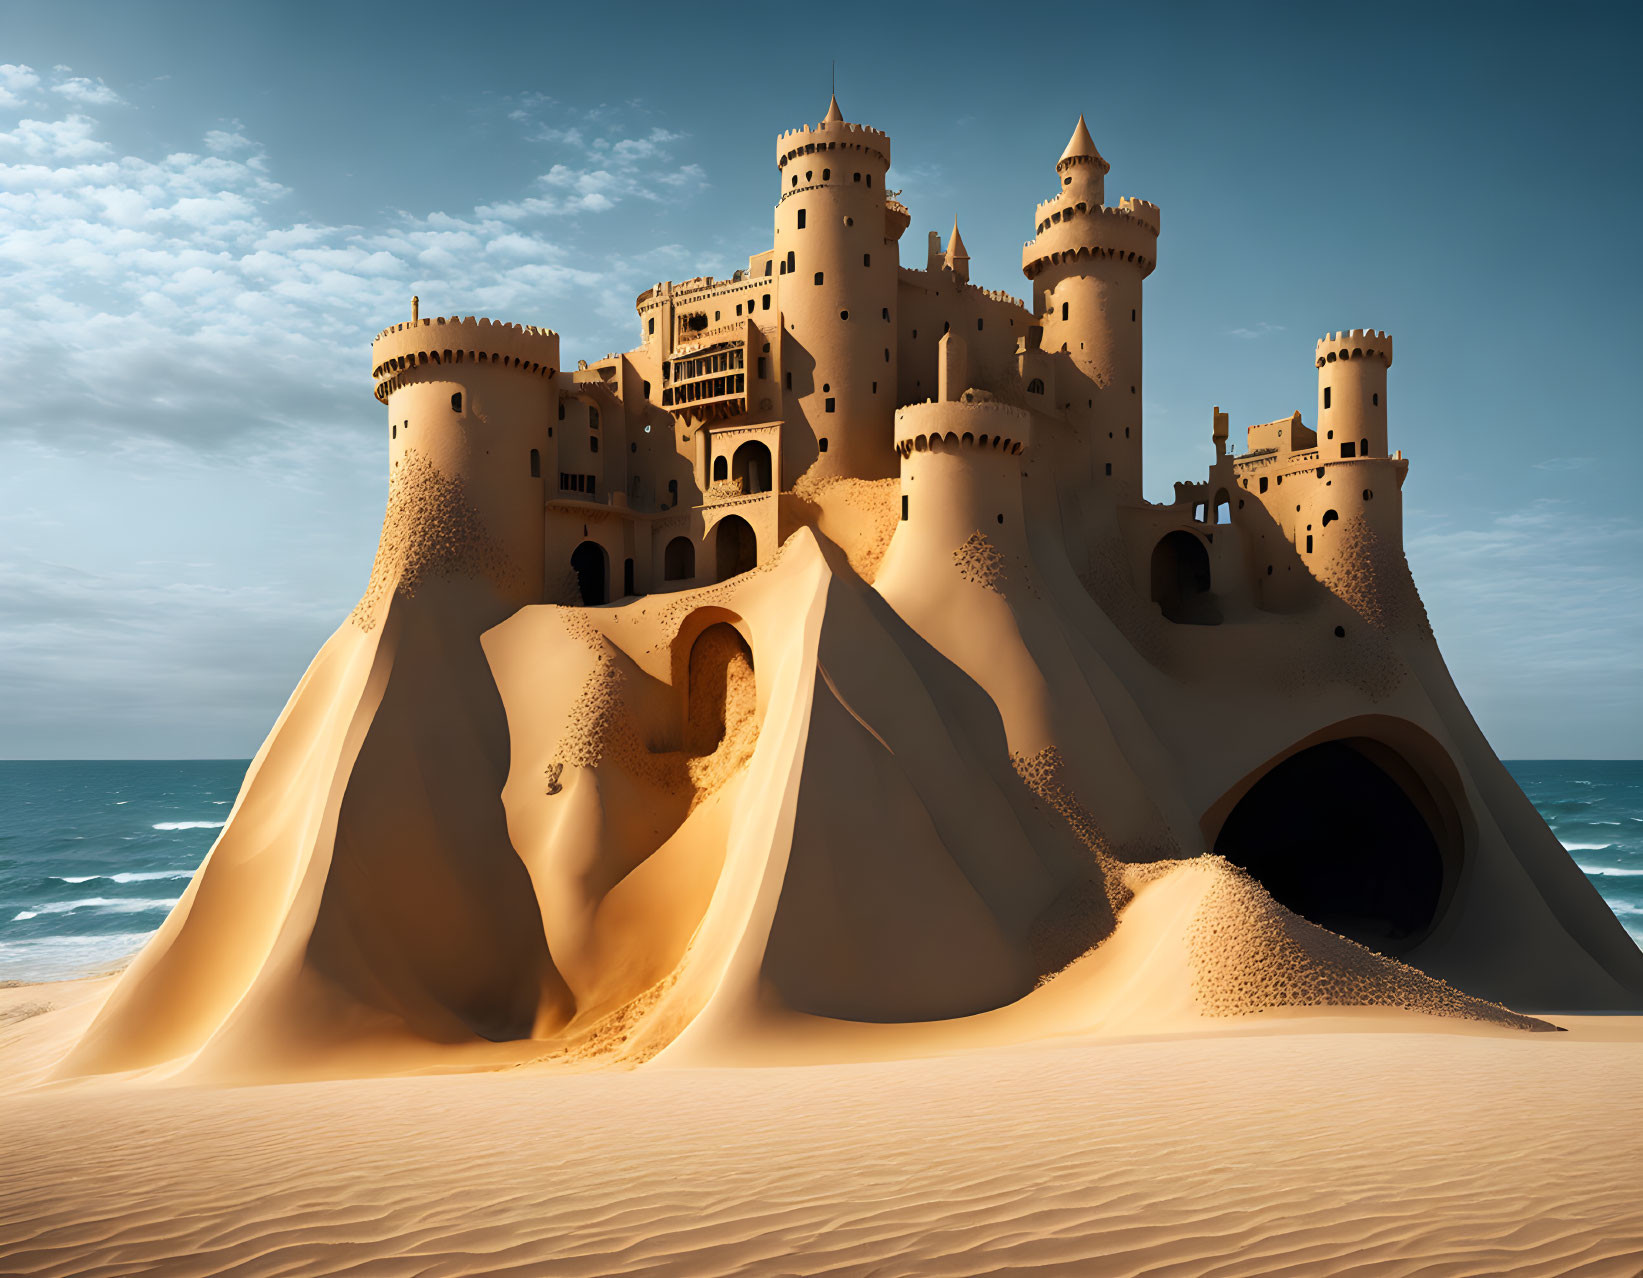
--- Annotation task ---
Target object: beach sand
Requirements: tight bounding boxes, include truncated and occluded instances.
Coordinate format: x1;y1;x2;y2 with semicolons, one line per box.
2;979;1641;1276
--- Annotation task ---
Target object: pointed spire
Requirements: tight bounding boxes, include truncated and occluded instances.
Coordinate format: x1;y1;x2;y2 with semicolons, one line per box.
1058;113;1108;170
823;94;843;125
945;219;969;263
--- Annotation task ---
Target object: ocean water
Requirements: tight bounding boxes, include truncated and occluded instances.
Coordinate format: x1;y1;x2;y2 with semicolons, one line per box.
1;759;1640;984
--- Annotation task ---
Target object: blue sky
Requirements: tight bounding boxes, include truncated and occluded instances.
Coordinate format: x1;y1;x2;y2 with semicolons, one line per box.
0;0;1638;758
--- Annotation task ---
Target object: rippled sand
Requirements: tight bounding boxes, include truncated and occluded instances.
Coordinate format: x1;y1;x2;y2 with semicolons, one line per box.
3;1019;1640;1276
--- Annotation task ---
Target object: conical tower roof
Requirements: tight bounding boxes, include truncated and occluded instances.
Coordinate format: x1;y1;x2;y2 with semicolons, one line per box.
1058;114;1109;171
823;94;844;124
945;220;969;262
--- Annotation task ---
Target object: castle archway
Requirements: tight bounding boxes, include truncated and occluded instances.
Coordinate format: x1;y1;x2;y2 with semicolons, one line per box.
1150;530;1219;625
570;540;608;606
664;536;695;582
1207;728;1464;954
715;515;757;581
732;440;772;494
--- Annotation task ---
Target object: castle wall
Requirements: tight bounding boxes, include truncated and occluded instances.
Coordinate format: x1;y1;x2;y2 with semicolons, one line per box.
895;271;1032;406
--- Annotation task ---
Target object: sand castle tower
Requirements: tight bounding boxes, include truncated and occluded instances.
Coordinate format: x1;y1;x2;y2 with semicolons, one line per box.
773;95;901;484
371;310;560;609
1022;116;1159;498
891;332;1033;575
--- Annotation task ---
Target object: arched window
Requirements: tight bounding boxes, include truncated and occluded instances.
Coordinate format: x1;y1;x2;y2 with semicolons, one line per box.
664;536;695;581
814;271;824;285
451;392;463;412
732;439;773;493
713;456;728;481
1322;509;1339;526
786;251;795;272
1027;378;1045;394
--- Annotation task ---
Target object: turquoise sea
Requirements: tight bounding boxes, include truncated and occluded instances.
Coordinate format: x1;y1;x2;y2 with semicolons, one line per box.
1;759;1640;984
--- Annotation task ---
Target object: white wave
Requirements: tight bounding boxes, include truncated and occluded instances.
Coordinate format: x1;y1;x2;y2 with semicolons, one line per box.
1609;902;1642;916
150;820;225;831
213;800;228;805
12;896;180;921
0;931;154;983
1579;865;1643;878
52;870;194;885
1561;841;1616;852
114;800;127;805
1590;821;1622;826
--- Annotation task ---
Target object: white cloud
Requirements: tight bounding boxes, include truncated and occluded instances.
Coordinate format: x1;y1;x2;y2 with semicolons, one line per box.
0;63;41;109
0;114;110;160
204;128;253;155
1229;321;1286;340
50;74;125;107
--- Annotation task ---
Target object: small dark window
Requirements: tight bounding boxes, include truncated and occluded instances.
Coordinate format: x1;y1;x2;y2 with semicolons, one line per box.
853;172;860;182
589;408;599;430
530;449;540;477
784;371;792;389
825;397;836;412
871;381;877;392
1027;379;1045;394
840;310;848;320
805;170;812;181
882;307;889;320
391;423;396;439
884;348;890;362
590;435;599;453
1306;535;1314;553
1334;625;1346;638
1324;387;1332;409
822;168;830;180
1363;489;1373;500
643;380;651;398
1361;437;1369;454
451;392;462;412
1341;442;1356;458
1316;467;1325;478
713;456;727;480
866;174;872;188
797;209;806;229
762;293;771;310
1131;309;1136;321
586;473;594;492
901;494;908;520
1061;302;1068;320
863;253;871;267
1259;476;1268;493
819;437;829;452
648;317;655;335
814;271;824;285
757;356;768;379
1104;463;1112;476
997;514;1004;525
1372;392;1379;406
1322;509;1339;526
558;402;565;421
786;251;795;272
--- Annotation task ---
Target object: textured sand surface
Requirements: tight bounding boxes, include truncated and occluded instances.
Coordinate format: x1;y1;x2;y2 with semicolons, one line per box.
2;1024;1640;1276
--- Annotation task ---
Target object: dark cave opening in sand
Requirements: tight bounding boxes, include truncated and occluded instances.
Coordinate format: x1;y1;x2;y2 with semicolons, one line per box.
1212;740;1452;952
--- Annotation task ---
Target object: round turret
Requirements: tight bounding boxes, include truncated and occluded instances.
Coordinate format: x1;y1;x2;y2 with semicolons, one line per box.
1315;329;1393;460
772;96;900;484
894;398;1031;556
1021;117;1160;499
372;314;561;608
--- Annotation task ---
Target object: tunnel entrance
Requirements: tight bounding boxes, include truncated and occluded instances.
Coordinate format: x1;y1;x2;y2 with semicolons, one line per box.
1212;739;1450;952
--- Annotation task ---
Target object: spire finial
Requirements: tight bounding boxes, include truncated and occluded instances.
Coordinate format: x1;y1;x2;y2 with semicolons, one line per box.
824;90;843;125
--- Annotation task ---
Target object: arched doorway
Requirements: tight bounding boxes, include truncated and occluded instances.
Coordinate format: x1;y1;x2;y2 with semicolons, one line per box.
664;536;695;581
714;515;757;581
1150;530;1218;625
1211;739;1454;952
732;439;772;494
570;540;607;606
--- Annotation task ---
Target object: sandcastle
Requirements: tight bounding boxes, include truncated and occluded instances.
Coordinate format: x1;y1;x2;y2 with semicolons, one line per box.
58;99;1643;1081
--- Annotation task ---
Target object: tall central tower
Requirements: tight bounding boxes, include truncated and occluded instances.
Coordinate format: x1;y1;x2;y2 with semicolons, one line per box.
1022;116;1159;500
773;96;901;484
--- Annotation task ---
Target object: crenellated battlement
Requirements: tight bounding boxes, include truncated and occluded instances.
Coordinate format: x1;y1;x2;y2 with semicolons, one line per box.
371;315;560;403
894;399;1032;458
776;117;890;170
1022;202;1161;280
1316;329;1393;368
